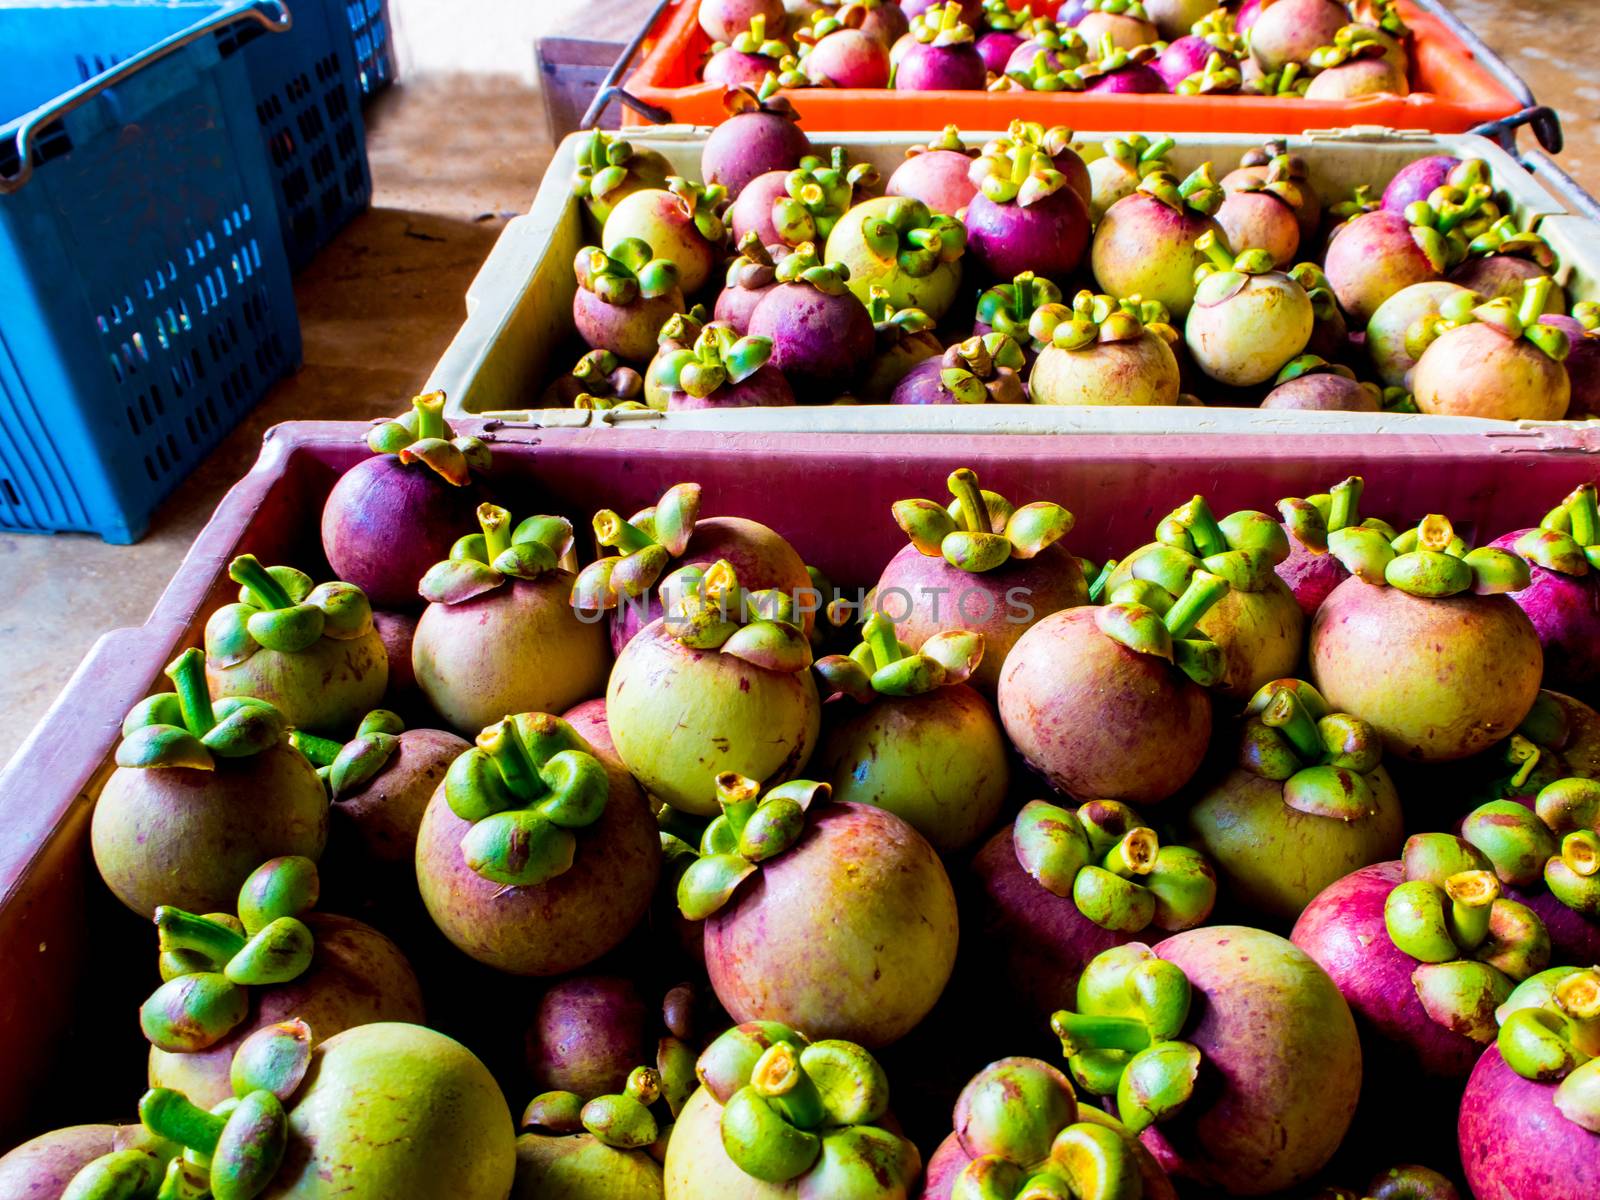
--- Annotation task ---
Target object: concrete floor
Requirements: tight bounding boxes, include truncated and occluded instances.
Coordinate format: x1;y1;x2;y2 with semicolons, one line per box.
0;0;1597;766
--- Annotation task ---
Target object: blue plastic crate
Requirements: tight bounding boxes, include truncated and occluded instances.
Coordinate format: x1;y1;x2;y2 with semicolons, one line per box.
344;0;395;99
0;1;303;543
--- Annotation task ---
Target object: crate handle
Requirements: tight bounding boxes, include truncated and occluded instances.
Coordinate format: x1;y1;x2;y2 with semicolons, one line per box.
579;0;677;130
0;0;293;195
1467;106;1565;157
1519;148;1600;225
1407;0;1560;153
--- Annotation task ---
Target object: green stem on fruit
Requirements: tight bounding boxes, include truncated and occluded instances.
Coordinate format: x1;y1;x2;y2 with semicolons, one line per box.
228;555;293;612
289;729;343;767
1565;830;1600;876
164;647;216;736
479;504;513;559
1569;484;1599;547
947;468;992;534
1104;828;1159;878
751;1042;825;1130
1195;230;1233;272
1175;496;1227;557
1520;277;1554;329
861;613;903;671
1444;870;1498;949
1328;476;1362;533
1088;559;1118;603
594;510;657;555
1262;689;1322;763
1051;1011;1154;1056
1162;571;1228;639
479;718;542;802
140;1088;226;1157
155;907;247;963
717;773;763;841
414;392;446;441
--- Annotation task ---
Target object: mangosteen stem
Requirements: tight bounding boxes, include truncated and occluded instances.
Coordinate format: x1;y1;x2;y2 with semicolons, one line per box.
1262;689;1322;763
154;907;247;963
1195;232;1233;272
717;773;762;840
1445;870;1498;948
164;648;216;736
289;729;343;767
228;555;294;612
140;1088;226;1156
947;469;992;534
594;510;657;556
1175;496;1227;557
1565;830;1600;876
751;1041;825;1129
1162;571;1228;639
479;718;542;801
1088;559;1118;603
1569;484;1599;547
1520;277;1554;328
1051;1011;1154;1056
479;504;513;559
862;613;903;671
413;392;446;441
1104;827;1159;878
1328;477;1362;533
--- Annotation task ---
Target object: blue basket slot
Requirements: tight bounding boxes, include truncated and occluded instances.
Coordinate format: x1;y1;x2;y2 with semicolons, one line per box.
345;0;394;98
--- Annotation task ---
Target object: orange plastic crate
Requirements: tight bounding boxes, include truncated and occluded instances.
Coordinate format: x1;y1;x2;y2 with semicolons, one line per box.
622;0;1523;136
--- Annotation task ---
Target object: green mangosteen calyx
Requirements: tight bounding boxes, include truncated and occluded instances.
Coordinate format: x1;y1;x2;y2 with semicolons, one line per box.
418;504;575;605
1139;493;1290;594
664;176;728;243
660;323;775;400
1192;6;1243;52
1327;512;1530;598
1177;51;1243;95
973;134;1074;208
574;240;680;309
571;482;700;613
1518;483;1600;577
206;556;375;668
572;129;658;212
1384;847;1551;1041
575;391;650;412
857;197;966;277
912;1;977;46
1078;33;1161;85
140;857;321;1055
726;231;778;291
1029;289;1176;354
868;290;940;353
926;331;1027;403
723;73;800;119
894;467;1074;573
1138;164;1224;218
1288;261;1347;329
908;124;975;159
715;14;789;57
1235;155;1305;210
775;148;878;245
1328;183;1378;225
1466;215;1558;269
1307;22;1390;68
815;613;982;703
981;0;1047;34
1277;476;1395;557
118;648;287;770
1050;944;1203;1134
977;271;1065;347
773;53;810;89
555;349;644;408
1102;133;1175;178
1192;231;1295;306
1238;680;1387;820
290;709;404;800
1491;775;1600;917
1002;47;1087;92
365;391;491;484
1401;182;1495;273
445;712;609;887
658;559;813;670
676;773;829;919
523;1064;678;1152
694;1022;915;1189
1244;61;1310;96
773;242;853;297
1014;798;1218;933
1409;277;1569;365
1354;0;1409;37
1494;967;1600;1130
1098;569;1231;688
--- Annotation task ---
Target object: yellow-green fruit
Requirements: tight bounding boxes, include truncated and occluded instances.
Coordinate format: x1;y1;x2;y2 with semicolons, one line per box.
824;196;962;320
513;1132;663;1199
208;630;387;736
1028;333;1180;407
816;687;1009;853
265;1023;515;1199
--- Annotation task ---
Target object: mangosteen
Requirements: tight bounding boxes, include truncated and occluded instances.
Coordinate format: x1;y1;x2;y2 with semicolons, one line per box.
1324;187;1486;322
1365;279;1480;387
712;233;778;335
965;132;1093;286
572;240;685;364
1215;158;1303;266
649;320;794;410
746;242;876;399
858;292;944;402
1092;165;1224;319
975;0;1047;71
544;348;645;408
705;15;790;87
1275;475;1397;617
885;124;979;216
1261;355;1383;411
1085;134;1173;221
1077;35;1167;92
515;1067;677;1198
1248;0;1348;72
701;0;788;42
1184;233;1314;387
0;1125;133;1199
1449;216;1567;308
1075;0;1158;49
1304;23;1410;98
1382;154;1460;215
1003;24;1091;82
1409;278;1572;420
826;194;966;319
604;178;727;297
890;331;1027;405
797;6;894;85
571;129;671;231
700;76;812;197
894;2;988;89
1459;1041;1600;1200
1028;292;1182;407
1541;300;1600;417
1170;49;1243;94
1490;484;1600;690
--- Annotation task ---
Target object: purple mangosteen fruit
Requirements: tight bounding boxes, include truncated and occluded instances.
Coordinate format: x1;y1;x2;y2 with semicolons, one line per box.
1410;277;1572;420
902;0;984;24
701;77;812;197
677;776;958;1045
572;239;685;363
970;799;1218;1017
1092;165;1224;318
1028;292;1182;406
922;1057;1177;1200
1002;25;1091;82
706;16;792;86
322;394;493;612
662;1023;921;1196
1075;0;1159;49
0;1125;136;1199
975;0;1046;70
371;608;424;716
651;320;794;410
1167;48;1245;96
713;232;780;334
747;243;876;399
1542;300;1600;417
894;2;988;89
1261;355;1383;410
203;555;387;735
973;270;1064;367
858;293;944;403
1188;678;1404;921
143;858;425;1109
1382;154;1460;214
702;0;788;42
1105;496;1304;699
416;711;660;975
1324;190;1484;322
999;571;1229;803
825;195;966;319
571;129;672;232
544;347;645;408
1183;233;1314;387
525;975;648;1098
1448;216;1567;308
964;134;1092;286
1223;140;1320;242
92;649;326;917
1459;1036;1600;1199
1214;158;1303;266
1275;475;1397;617
1248;0;1348;71
1490;484;1600;691
571;481;814;656
604;178;727;297
1303;23;1410;99
607;560;821;816
1085;134;1173;220
811;616;1007;851
798;8;894;85
1054;929;1362;1195
889;331;1027;405
874;468;1087;692
412;505;608;735
885;124;979;216
1077;35;1166;92
1365;279;1479;387
1310;514;1542;761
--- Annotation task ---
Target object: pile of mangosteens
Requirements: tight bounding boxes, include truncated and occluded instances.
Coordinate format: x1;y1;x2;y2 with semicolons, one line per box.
551;114;1593;422
20;420;1600;1200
